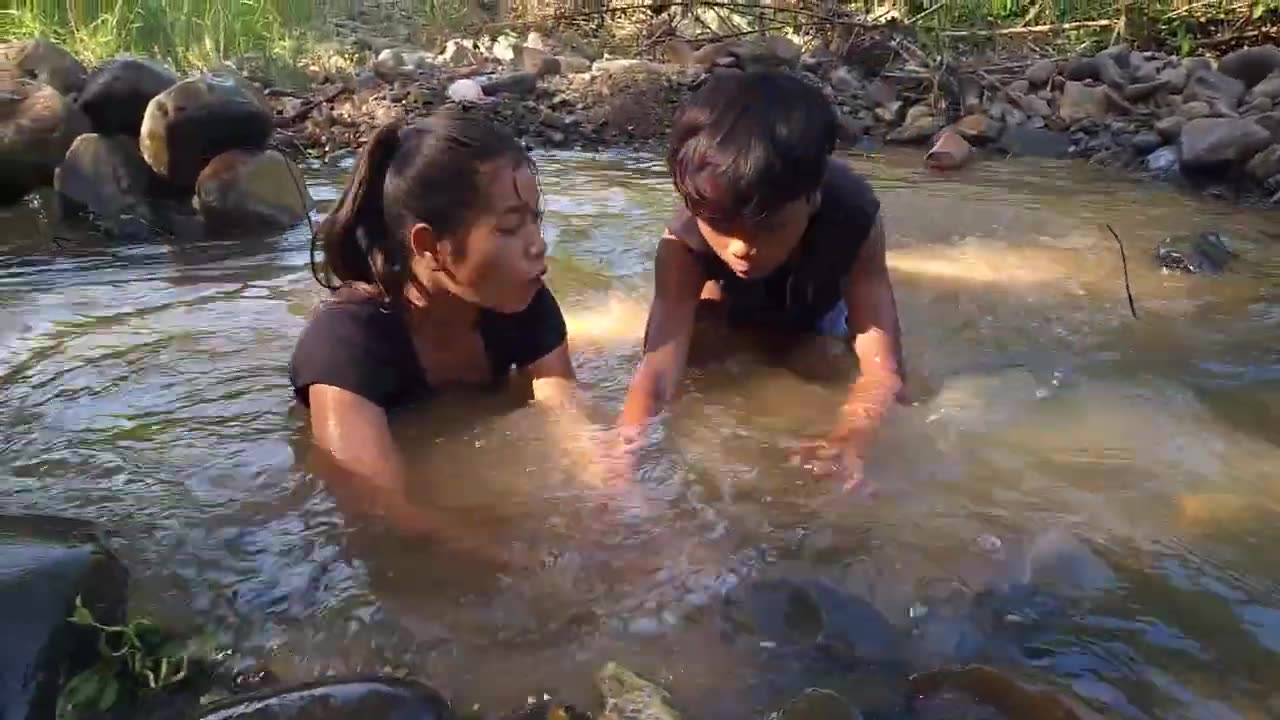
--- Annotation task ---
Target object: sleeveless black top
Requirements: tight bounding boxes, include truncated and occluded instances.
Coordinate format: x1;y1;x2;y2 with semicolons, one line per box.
288;284;567;410
679;160;881;332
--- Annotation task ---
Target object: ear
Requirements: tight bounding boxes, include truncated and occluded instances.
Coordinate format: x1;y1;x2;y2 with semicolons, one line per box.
408;222;442;265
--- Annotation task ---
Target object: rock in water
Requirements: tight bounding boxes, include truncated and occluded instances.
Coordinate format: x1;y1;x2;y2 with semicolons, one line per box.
139;72;273;188
77;56;178;136
1217;45;1280;89
1156;231;1237;274
0;39;87;96
55;133;157;222
1130;131;1163;155
0;80;90;205
1144;145;1180;176
1183;69;1247;117
197;677;452;719
195;149;312;231
1179;117;1273;169
595;662;681;720
995;126;1072;159
909;665;1102;720
0;513;129;720
721;578;902;665
772;688;863;720
925;128;972;170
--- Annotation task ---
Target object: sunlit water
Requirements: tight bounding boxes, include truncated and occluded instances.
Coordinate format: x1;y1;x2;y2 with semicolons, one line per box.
3;148;1279;718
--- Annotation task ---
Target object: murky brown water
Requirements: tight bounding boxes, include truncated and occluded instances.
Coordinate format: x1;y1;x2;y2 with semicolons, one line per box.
3;148;1279;718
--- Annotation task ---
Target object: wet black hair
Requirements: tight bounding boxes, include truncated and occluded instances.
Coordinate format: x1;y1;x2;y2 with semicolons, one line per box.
668;69;836;226
312;109;535;304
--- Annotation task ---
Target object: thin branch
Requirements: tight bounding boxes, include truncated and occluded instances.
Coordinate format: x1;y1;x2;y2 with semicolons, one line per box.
1105;224;1139;320
940;19;1116;38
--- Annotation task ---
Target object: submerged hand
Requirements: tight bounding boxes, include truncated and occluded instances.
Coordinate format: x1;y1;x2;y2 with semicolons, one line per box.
787;432;871;493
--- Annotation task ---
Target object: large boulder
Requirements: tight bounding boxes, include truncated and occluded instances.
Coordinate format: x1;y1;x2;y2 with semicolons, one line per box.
0;39;87;97
194;149;312;232
1216;45;1280;89
1183;68;1246;117
139;72;273;188
1058;81;1109;124
0;514;128;720
77;56;178;136
197;677;451;719
0;80;90;204
1178;117;1273;169
55;133;157;221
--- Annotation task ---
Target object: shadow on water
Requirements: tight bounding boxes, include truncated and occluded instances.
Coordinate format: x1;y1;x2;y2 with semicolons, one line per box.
2;147;1279;718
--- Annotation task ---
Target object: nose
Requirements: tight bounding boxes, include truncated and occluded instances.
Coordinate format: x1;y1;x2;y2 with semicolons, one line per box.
529;227;548;263
727;239;752;260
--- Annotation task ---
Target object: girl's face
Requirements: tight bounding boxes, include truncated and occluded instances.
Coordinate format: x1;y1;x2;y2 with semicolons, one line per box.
413;160;548;314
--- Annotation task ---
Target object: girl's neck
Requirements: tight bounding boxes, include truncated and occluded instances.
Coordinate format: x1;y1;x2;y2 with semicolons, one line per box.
403;271;479;335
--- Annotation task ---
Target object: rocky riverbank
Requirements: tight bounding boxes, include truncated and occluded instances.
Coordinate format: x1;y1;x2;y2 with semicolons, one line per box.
4;32;1280;239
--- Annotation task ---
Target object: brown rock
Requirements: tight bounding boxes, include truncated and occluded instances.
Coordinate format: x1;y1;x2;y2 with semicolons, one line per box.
138;72;273;188
438;38;478;67
77;56;178;136
1179;117;1273;168
1179;101;1213;120
1158;65;1188;93
690;41;735;69
953;113;1004;144
0;80;90;204
1183;69;1246;116
1247;70;1280;103
762;36;802;68
1245;143;1280;181
1095;54;1127;89
1026;59;1057;87
1243;97;1275;116
521;47;560;77
194;149;312;231
1124;79;1169;103
558;56;592;74
1009;90;1051;118
0;39;87;96
886;104;939;144
1156;115;1186;142
1058;81;1108;124
925;128;972;170
660;39;694;66
54;133;157;220
1217;45;1280;89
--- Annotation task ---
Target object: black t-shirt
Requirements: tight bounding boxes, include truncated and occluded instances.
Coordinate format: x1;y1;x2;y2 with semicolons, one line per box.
288;285;567;410
680;159;881;332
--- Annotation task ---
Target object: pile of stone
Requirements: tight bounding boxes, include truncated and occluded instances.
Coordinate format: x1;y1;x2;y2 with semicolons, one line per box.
1;39;313;238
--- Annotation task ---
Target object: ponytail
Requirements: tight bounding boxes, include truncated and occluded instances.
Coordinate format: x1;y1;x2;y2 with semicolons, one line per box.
311;122;405;296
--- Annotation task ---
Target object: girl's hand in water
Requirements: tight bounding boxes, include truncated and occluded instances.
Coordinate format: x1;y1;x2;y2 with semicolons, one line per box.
787;430;872;493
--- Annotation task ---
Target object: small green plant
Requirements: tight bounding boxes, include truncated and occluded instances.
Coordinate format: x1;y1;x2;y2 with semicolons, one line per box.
57;595;191;720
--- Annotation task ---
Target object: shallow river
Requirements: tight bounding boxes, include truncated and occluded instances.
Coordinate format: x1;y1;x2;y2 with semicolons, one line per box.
3;148;1279;719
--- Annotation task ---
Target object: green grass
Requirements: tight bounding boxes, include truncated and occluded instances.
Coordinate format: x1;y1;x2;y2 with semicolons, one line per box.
0;0;479;77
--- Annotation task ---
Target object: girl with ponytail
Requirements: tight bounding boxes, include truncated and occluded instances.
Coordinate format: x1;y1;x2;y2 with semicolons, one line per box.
289;111;589;564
